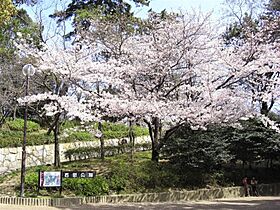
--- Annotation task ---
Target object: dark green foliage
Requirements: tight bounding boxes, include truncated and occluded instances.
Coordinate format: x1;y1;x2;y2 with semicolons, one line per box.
102;129;126;139
229;119;280;166
50;0;149;40
0;8;43;58
13;0;38;6
161;118;280;172
60;122;148;143
0;119;53;148
161;125;233;171
50;0;150;23
0;130;23;147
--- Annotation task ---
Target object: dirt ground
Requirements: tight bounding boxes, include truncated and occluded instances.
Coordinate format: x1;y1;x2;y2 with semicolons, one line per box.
1;196;280;210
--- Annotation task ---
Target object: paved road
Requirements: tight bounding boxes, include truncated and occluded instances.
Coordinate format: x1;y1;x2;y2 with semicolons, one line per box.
1;196;280;210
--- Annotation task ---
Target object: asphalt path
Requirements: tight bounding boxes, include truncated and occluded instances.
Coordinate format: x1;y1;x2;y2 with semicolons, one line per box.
1;196;280;210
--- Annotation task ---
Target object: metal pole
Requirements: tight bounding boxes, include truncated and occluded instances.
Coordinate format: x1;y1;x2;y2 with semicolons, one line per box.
20;74;29;197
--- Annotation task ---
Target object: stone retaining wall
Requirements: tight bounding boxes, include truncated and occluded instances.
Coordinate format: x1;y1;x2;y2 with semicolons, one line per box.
0;183;280;206
0;136;150;175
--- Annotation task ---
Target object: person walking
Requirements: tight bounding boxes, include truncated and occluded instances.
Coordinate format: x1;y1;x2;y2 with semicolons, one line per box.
242;176;250;196
251;177;259;196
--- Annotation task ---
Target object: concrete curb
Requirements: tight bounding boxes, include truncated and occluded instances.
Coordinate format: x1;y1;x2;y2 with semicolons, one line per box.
0;186;243;207
0;183;279;207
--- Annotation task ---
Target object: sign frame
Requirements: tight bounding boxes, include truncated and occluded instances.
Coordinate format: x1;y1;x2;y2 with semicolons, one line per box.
38;170;63;195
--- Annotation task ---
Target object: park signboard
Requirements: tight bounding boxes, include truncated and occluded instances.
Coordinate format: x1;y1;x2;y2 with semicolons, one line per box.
38;170;96;195
39;171;62;187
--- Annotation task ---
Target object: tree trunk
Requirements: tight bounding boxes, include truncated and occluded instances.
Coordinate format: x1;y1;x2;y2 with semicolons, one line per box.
261;99;274;116
0;110;10;127
159;121;162;139
144;118;184;162
54;114;60;167
152;117;160;162
261;101;269;116
13;105;17;120
129;120;135;161
242;160;245;169
266;159;269;169
144;117;161;162
98;122;105;161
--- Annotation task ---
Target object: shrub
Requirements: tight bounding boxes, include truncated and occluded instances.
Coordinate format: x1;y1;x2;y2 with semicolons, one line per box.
141;162;180;189
133;126;149;137
6;119;40;132
103;130;128;139
0;131;53;148
63;176;109;196
28;133;54;145
102;123;149;139
65;147;100;161
64;143;152;161
106;160;179;193
61;120;80;130
25;172;39;192
66;131;93;142
107;161;136;193
0;130;22;147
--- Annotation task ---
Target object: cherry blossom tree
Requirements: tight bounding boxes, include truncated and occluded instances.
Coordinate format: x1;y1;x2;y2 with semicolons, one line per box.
67;11;255;161
221;0;280;120
21;10;262;162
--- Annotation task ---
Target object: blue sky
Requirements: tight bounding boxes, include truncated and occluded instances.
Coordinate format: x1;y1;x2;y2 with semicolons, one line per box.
21;0;226;45
24;0;225;21
132;0;225;18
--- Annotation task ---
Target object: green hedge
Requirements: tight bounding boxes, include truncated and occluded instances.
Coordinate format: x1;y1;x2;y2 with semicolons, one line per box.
64;143;152;161
62;131;93;142
133;126;149;137
65;147;100;161
63;176;109;196
102;122;149;139
102;122;128;139
0;131;53;148
0;120;149;148
5;119;40;132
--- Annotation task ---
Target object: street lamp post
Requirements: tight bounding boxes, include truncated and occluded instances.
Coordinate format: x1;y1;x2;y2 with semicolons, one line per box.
20;64;35;197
